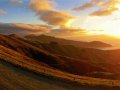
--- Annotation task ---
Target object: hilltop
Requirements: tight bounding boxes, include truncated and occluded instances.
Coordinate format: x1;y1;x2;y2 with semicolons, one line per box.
25;34;112;48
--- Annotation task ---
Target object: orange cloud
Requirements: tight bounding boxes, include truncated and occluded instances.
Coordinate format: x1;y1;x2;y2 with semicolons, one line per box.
72;0;120;16
90;7;118;16
73;0;103;11
90;0;120;16
0;23;50;35
0;23;87;37
29;0;74;27
0;10;7;14
45;28;87;37
14;23;50;32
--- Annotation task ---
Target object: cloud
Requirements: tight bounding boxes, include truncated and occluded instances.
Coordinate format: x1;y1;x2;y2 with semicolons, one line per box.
45;28;87;37
0;0;23;6
10;0;23;4
0;10;7;14
72;0;103;11
90;7;118;16
90;0;120;16
29;0;74;27
0;23;87;37
10;0;23;6
72;0;120;16
0;23;50;35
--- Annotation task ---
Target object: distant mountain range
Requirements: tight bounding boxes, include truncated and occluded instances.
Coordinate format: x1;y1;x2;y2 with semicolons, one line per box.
25;34;112;48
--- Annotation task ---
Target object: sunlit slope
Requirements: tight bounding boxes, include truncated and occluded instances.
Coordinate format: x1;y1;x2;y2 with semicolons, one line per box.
1;34;120;79
24;34;120;79
0;34;106;76
1;45;120;89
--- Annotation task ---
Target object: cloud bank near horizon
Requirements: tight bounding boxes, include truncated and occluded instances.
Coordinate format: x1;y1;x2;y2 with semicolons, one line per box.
0;23;50;35
0;23;87;37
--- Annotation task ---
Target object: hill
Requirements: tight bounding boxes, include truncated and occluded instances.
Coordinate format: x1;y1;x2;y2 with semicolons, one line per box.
25;34;112;48
0;43;120;89
1;34;120;80
0;34;107;76
1;34;120;77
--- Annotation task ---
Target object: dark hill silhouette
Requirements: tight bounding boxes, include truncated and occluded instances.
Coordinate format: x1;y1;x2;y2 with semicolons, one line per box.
25;34;112;48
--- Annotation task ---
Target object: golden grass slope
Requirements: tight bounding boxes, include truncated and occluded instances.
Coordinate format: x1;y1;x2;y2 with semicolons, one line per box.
0;44;120;88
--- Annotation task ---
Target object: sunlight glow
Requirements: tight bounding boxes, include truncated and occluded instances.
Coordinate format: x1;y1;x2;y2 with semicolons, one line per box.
65;19;75;28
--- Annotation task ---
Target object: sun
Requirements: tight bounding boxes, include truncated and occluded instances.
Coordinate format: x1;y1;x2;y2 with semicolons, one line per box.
101;21;120;38
104;29;120;38
116;3;120;10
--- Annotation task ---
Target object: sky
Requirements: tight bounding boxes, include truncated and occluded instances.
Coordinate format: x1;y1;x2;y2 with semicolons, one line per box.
0;0;120;40
0;0;89;23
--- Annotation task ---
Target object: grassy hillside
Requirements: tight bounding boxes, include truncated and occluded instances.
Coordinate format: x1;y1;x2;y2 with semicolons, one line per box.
1;34;120;80
0;34;108;76
1;45;120;89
